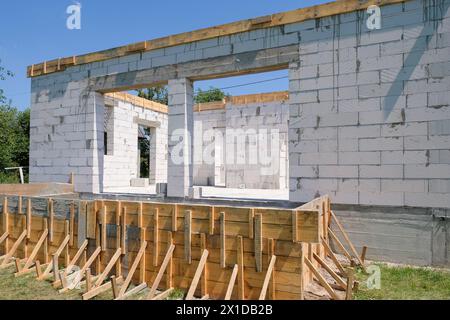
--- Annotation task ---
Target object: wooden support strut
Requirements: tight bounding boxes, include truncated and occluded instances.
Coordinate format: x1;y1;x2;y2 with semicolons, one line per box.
2;197;9;252
117;241;147;298
304;256;339;300
259;255;277;300
224;264;239;300
313;252;346;290
94;248;122;287
185;210;192;264
147;243;175;299
48;199;54;243
237;235;245;300
39;233;70;280
153;208;159;267
17;228;49;275
186;249;209;300
220;212;226;268
254;213;262;272
0;230;27;268
322;237;346;275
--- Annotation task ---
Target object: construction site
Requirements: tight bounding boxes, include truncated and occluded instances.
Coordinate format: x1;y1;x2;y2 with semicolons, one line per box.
1;0;450;301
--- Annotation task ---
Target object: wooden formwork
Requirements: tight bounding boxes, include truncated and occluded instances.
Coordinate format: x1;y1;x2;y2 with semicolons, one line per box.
0;194;365;300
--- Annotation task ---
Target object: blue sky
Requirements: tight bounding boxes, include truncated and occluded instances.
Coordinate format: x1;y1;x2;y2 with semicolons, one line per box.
0;0;329;110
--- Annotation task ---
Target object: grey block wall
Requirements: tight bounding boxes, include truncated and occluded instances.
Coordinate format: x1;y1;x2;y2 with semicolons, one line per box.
289;0;450;208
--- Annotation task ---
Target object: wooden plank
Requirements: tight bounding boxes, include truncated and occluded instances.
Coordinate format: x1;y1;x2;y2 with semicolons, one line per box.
186;249;209;300
95;248;122;287
185;210;192;264
82;276;124;300
292;211;298;243
209;207;215;235
101;205;107;251
299;243;305;300
304;256;339;300
35;260;42;278
86;202;96;239
172;205;178;232
85;268;92;292
166;231;173;289
220;212;226;269
331;211;365;270
69;202;75;246
0;230;27;267
150;287;174;300
237;235;244;300
21;228;49;271
65;240;88;275
322;237;346;275
224;264;238;300
18;196;23;215
0;232;8;245
153;208;159;267
52;254;59;282
259;255;277;300
26;199;32;239
27;0;406;78
111;275;119;299
313;252;346;289
249;209;254;239
48;199;54;243
40;234;70;279
361;246;368;263
115;283;147;300
118;241;147;297
254;213;262;272
121;207;127;255
200;233;208;297
267;238;275;300
2;197;9;252
147;243;175;299
64;220;70;267
138;202;143;228
328;227;352;262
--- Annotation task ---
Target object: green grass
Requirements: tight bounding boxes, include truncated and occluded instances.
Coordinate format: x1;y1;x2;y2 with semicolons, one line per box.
167;288;185;300
355;263;450;300
0;266;111;300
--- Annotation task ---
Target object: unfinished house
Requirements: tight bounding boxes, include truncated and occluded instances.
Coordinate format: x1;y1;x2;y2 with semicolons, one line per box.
1;0;450;300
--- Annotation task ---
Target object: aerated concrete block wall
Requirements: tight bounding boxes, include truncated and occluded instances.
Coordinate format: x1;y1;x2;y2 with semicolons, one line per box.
102;99;168;191
289;0;450;209
29;0;450;265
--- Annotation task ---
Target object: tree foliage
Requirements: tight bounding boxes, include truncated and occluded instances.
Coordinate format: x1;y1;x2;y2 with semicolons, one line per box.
0;59;29;183
194;87;229;104
136;85;168;105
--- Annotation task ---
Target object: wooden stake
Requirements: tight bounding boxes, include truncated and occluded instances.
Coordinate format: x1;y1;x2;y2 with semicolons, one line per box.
200;233;208;297
185;210;192;264
101;206;107;251
35;260;42;278
147;243;175;299
346;267;355;300
86;268;92;292
165;231;173;289
209;207;215;235
237;235;244;300
259;255;277;300
267;238;275;300
186;249;209;300
299;243;305;300
225;264;238;300
138;202;143;228
2;197;9;252
220;212;226;268
64;220;70;267
255;213;262;272
18;196;23;215
172;205;178;232
140;228;147;283
153;208;159;267
52;254;59;282
361;246;368;263
69;202;75;246
121;207;127;255
26;199;32;239
111;275;119;299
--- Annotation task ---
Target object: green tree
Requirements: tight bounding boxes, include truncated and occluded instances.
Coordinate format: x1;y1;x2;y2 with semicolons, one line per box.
194;87;229;104
0;60;29;183
136;85;168;105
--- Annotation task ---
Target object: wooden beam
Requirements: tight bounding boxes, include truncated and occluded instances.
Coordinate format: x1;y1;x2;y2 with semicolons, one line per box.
147;243;175;299
69;202;75;246
18;196;23;215
237;235;244;300
20;228;49;272
64;246;102;290
0;230;27;268
118;241;147;298
101;206;107;251
185;210;192;264
65;240;88;275
153;208;159;267
48;199;54;243
86;202;96;239
52;254;59;282
85;268;92;292
165;231;173;289
224;264;238;300
322;237;346;275
267;238;275;300
94;248;122;287
361;246;368;263
330;211;365;270
220;212;226;268
35;260;42;278
328;227;353;262
111;275;119;299
304;256;339;300
313;252;346;290
299;243;305;300
149;287;174;300
115;283;147;300
249;209;255;239
121;207;127;255
40;234;70;279
0;232;8;246
186;249;209;300
27;0;406;78
2;197;9;252
209;207;215;235
82;276;124;300
254;213;262;272
259;255;277;300
26;199;32;239
172;205;178;232
200;233;208;297
138;202;143;228
292;211;298;243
